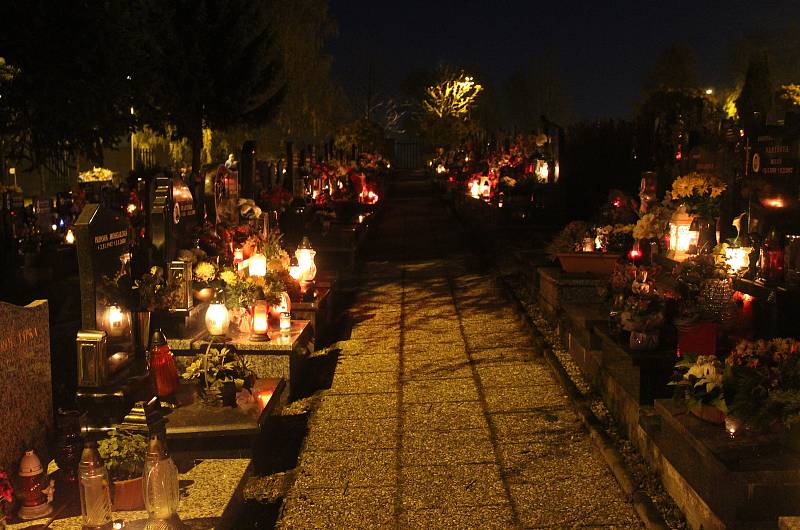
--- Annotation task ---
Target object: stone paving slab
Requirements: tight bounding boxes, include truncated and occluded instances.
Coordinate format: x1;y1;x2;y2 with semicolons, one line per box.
279;486;396;529
399;504;517;530
303;417;398;451
293;449;396;489
401;427;495;466
400;463;509;511
278;180;641;529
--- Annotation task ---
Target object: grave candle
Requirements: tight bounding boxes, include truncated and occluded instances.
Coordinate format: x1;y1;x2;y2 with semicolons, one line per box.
233;248;244;266
295;237;317;282
280;312;291;334
251;300;269;340
249;252;267;277
205;291;229;337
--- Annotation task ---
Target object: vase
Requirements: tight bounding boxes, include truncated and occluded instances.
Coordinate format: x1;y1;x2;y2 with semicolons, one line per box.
112;476;144;511
698;279;735;324
54;409;84;482
133;311;152;355
692;217;717;253
629;330;659;350
688;403;725;424
193;287;214;303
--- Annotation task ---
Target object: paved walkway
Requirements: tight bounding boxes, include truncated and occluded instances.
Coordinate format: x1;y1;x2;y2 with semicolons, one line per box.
278;175;641;529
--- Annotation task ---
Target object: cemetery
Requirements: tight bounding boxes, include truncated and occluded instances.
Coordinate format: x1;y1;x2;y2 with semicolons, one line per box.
3;2;800;529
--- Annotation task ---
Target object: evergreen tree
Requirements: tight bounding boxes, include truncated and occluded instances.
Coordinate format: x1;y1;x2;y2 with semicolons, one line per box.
736;53;773;133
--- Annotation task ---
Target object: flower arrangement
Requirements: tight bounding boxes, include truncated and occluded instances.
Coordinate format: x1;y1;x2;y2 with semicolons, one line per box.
78;166;114;183
97;430;148;481
0;470;13;516
670;353;726;413
546;221;592;257
193;261;217;286
633;210;669;240
182;344;255;402
668;172;727;219
724;338;800;429
671;254;730;324
135;266;179;312
620;291;665;332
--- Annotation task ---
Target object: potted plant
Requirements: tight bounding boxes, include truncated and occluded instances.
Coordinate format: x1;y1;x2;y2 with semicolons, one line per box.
667;172;727;251
97;430;148;511
182;344;256;405
547;221;622;274
670;353;726;423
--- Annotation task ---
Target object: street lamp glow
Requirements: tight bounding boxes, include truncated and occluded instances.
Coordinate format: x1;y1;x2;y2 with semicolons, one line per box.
705;88;714;95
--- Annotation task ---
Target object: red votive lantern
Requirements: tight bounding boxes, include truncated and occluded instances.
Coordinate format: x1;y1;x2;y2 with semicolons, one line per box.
628;242;642;262
149;329;178;398
251;299;270;341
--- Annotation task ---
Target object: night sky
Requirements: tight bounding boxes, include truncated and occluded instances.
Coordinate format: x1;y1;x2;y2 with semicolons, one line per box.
328;0;800;121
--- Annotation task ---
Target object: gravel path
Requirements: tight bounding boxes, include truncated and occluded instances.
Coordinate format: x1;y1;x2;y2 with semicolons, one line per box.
277;174;642;529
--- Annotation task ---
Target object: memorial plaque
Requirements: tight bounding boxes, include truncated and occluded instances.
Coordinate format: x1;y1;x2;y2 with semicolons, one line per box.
750;133;799;178
0;300;53;473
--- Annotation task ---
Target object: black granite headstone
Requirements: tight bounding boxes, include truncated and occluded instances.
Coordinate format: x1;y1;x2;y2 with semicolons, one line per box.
150;174;176;265
171;176;196;250
75;204;132;331
240;140;257;199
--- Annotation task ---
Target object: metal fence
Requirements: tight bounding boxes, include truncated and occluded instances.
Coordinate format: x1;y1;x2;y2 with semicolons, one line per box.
394;140;424;170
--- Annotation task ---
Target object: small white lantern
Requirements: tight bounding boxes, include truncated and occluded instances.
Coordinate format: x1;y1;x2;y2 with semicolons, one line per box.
668;206;699;262
249;252;267;277
295;237;317;283
280;312;292;334
65;229;76;244
205;291;230;337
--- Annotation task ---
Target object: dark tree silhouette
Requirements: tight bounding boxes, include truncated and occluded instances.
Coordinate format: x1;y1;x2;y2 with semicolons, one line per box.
736;53;773;134
138;0;285;174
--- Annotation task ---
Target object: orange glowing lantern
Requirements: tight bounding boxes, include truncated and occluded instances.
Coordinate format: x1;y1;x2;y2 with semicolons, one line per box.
251;299;269;341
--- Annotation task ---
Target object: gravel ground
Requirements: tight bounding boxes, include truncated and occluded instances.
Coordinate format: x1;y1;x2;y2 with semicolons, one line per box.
504;271;688;530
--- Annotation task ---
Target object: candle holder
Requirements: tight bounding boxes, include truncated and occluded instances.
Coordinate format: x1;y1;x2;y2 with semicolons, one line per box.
280;312;292;335
205;290;230;340
250;298;270;342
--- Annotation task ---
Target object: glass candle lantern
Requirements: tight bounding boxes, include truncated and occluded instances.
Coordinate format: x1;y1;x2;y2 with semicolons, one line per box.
251;300;269;340
249;252;267;277
205;291;230;337
105;304;129;338
280;312;292;334
668;206;698;262
761;229;785;283
295;237;317;282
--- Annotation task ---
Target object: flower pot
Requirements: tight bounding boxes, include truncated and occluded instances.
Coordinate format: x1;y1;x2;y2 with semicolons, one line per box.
688;403;725;425
193;287;214;303
556;253;621;275
629;330;659;350
112;476;144;511
677;322;718;357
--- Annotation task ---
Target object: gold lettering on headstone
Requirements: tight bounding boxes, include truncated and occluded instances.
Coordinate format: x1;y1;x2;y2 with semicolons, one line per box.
0;326;40;355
